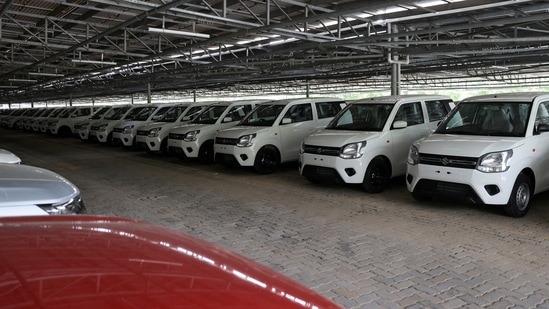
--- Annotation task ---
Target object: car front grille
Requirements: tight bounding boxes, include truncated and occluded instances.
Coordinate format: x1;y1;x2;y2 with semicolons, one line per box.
419;153;478;169
113;128;123;133
168;133;185;140
215;137;238;145
137;130;148;136
302;144;340;156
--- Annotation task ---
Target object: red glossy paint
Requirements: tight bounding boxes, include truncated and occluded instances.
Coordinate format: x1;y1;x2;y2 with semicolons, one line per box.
0;215;341;309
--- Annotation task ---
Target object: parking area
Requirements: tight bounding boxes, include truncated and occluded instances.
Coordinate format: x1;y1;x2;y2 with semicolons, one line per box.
2;128;549;308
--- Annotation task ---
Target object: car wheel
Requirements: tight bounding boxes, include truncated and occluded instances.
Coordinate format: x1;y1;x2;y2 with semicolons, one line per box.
254;147;279;174
159;138;168;154
362;157;390;193
198;141;214;164
504;173;532;218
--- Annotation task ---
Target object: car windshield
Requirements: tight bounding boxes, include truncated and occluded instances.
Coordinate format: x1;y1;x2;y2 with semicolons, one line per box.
90;107;110;119
48;108;64;117
192;105;228;124
436;101;531;137
58;107;76;118
133;106;158;121
239;104;285;126
105;106;131;120
326;103;393;131
123;107;147;120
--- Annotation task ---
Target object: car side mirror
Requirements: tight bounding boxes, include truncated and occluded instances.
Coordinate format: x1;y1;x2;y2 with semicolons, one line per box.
223;117;233;123
392;120;408;129
182;116;191;121
281;118;292;125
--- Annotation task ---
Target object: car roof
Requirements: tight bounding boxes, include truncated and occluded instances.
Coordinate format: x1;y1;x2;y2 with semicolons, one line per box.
0;215;340;309
262;97;345;106
351;95;452;105
461;92;549;103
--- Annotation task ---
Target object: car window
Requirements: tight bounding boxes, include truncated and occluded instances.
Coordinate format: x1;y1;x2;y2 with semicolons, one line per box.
425;100;451;122
394;102;424;127
239;104;285;126
283;103;313;123
316;101;343;119
327;103;392;131
224;104;252;122
536;101;549;127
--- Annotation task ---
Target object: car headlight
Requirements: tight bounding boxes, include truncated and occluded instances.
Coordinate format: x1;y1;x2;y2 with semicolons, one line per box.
237;134;256;147
477;150;512;173
122;125;134;134
80;123;89;129
339;141;366;159
39;195;86;215
148;127;162;137
97;124;108;131
184;130;200;141
407;145;420;165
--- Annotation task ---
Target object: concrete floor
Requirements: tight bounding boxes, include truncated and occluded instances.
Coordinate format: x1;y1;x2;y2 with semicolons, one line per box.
2;128;549;309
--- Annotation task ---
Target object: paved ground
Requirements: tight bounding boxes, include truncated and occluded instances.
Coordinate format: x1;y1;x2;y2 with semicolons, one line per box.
2;128;549;309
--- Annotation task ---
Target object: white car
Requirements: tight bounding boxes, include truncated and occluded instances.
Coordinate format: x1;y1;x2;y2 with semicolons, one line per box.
214;98;346;174
77;105;126;141
407;92;549;217
299;95;454;192
0;164;86;217
112;103;176;148
90;105;148;144
0;149;21;164
136;102;208;153
47;106;98;137
167;100;263;163
38;107;67;133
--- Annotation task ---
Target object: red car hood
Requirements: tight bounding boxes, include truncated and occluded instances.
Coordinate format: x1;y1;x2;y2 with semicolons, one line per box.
0;215;340;309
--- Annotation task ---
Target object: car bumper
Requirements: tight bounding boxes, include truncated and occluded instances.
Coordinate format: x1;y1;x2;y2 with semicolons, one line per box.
214;144;256;167
406;164;514;205
168;139;200;158
299;153;367;184
137;136;161;152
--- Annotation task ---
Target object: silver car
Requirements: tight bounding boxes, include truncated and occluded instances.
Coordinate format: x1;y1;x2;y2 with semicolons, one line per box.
0;164;86;217
0;148;21;164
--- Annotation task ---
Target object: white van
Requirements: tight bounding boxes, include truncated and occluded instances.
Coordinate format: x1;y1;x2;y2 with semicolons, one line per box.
214;98;346;174
407;92;549;217
167;100;263;162
112;103;175;148
299;95;454;192
136;102;208;153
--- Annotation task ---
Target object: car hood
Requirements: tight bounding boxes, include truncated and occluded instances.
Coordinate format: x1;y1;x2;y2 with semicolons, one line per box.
216;125;271;138
138;121;171;130
0;164;79;207
114;120;147;128
0;215;340;309
303;129;382;147
170;123;215;133
416;134;525;157
0;149;21;164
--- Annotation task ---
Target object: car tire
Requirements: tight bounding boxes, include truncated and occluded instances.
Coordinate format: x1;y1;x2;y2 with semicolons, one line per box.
362;157;390;193
58;126;71;137
254;147;279;174
198;141;214;164
504;173;532;218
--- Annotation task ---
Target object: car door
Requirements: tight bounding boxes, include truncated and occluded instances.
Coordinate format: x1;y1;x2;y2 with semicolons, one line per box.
390;101;430;175
531;100;549;191
278;103;315;162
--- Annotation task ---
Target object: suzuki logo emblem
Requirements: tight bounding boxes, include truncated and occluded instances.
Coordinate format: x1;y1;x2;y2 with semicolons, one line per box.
441;157;449;165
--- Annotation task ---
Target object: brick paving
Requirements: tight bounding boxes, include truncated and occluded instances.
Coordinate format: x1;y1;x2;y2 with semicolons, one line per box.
2;129;549;308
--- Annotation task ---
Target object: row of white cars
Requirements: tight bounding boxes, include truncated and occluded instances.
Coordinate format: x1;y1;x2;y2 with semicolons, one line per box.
3;92;549;217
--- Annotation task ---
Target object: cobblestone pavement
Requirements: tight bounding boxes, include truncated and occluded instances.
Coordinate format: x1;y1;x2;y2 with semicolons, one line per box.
2;129;549;308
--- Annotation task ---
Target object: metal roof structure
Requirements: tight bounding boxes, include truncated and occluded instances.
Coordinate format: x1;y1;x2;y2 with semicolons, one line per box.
1;0;549;104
